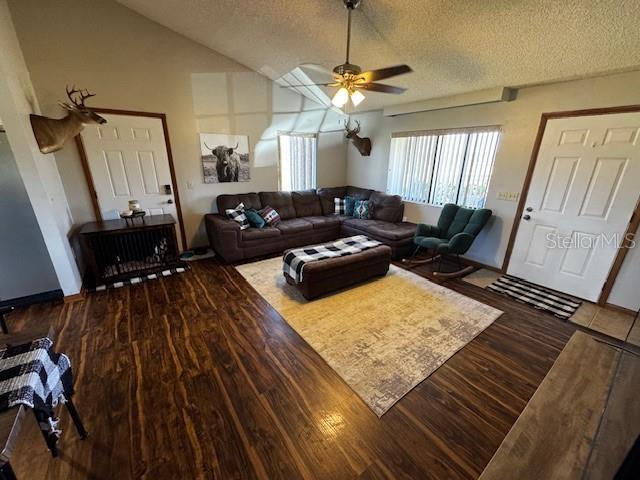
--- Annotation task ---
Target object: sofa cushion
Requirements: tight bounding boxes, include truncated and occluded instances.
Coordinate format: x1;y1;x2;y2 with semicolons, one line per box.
346;186;373;200
353;200;374;219
217;193;262;213
345;196;358;216
225;203;250;230
241;227;281;241
245;208;266;228
258;206;281;226
317;186;347;215
276;218;313;235
365;222;417;241
370;191;404;223
343;218;416;241
259;191;296;220
292;190;322;217
303;216;342;230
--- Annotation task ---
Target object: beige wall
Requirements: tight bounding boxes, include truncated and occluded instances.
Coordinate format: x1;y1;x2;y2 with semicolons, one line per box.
347;71;640;310
8;0;347;248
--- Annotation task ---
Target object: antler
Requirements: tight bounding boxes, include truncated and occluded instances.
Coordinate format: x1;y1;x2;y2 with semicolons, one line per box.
343;118;351;132
66;85;96;108
353;120;361;134
204;142;214;151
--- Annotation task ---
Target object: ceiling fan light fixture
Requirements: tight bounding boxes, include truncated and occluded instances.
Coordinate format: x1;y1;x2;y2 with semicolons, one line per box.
332;87;350;108
350;89;365;107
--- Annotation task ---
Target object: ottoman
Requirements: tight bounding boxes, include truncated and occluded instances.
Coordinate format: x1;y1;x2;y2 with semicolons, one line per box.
284;244;392;300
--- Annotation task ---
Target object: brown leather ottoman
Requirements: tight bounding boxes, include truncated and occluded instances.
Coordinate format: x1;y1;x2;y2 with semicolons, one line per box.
284;245;392;300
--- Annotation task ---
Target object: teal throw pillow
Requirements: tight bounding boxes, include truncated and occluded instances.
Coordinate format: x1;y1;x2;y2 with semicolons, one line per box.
353;200;374;219
245;208;266;228
344;196;357;216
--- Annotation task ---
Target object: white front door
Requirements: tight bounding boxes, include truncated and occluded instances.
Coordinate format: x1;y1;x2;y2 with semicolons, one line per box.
508;112;640;301
80;114;183;248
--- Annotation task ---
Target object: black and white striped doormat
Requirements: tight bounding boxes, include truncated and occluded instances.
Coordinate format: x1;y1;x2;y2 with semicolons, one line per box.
486;275;581;319
90;265;190;293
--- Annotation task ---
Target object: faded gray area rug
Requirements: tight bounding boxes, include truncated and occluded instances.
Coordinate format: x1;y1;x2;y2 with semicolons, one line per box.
237;258;503;416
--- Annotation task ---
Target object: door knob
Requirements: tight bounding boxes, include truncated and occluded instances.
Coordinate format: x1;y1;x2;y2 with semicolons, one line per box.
525;207;533;212
523;214;531;221
167;199;174;204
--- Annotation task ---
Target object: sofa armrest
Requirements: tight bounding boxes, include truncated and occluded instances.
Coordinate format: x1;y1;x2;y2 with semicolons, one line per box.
205;214;243;262
448;232;475;254
205;213;240;231
415;224;440;238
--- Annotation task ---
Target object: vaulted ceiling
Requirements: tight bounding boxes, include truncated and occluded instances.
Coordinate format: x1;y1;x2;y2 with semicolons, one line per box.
117;0;640;111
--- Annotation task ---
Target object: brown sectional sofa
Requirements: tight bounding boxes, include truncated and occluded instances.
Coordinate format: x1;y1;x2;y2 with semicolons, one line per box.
205;186;417;263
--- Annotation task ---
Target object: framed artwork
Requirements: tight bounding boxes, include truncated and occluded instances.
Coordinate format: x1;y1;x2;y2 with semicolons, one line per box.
200;133;250;183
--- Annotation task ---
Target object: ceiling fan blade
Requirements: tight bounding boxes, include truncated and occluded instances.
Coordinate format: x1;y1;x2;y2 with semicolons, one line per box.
355;83;407;94
357;65;412;83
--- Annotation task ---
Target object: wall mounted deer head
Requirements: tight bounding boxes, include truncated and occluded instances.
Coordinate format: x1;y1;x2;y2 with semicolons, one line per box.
30;86;106;154
344;119;371;156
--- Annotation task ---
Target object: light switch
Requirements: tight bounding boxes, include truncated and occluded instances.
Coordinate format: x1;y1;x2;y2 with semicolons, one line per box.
497;191;520;202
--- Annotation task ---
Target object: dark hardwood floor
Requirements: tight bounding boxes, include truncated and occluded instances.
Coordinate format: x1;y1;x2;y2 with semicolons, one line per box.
8;258;576;479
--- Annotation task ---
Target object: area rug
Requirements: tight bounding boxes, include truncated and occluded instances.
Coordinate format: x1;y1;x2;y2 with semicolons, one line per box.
236;258;502;416
486;275;581;320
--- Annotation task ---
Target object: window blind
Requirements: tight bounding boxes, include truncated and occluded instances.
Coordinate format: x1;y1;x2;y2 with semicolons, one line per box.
387;127;500;208
278;133;317;191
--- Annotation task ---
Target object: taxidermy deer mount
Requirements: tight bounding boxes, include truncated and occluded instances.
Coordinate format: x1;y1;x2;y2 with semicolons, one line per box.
30;86;106;154
344;119;371;156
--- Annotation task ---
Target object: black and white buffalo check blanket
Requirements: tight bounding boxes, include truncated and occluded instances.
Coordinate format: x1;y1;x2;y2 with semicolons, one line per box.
283;235;382;284
0;337;73;415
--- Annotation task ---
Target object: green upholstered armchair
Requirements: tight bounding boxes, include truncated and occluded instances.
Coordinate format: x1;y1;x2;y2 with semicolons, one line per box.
404;203;492;277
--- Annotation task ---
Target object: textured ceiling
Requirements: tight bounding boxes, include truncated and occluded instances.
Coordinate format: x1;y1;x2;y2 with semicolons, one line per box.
116;0;640;111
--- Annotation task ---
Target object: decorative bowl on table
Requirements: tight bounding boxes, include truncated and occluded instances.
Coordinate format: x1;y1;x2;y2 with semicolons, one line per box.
120;209;146;220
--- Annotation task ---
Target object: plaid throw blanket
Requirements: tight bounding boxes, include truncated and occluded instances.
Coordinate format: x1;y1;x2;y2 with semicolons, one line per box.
283;235;382;284
0;338;73;414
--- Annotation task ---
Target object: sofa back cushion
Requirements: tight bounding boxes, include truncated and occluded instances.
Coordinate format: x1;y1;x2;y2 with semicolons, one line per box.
217;193;262;213
370;191;404;223
259;191;297;220
291;189;322;217
346;186;373;200
317;186;347;215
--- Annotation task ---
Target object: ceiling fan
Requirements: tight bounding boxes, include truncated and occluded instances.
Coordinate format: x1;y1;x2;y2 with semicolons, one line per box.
293;0;412;109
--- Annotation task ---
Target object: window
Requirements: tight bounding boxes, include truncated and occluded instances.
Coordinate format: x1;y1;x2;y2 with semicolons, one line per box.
278;133;317;191
387;127;501;208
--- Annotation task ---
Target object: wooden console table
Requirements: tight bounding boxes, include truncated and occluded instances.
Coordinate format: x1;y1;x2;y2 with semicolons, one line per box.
79;214;182;287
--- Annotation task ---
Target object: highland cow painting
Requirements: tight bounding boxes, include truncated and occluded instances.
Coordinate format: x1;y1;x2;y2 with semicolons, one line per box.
200;133;250;183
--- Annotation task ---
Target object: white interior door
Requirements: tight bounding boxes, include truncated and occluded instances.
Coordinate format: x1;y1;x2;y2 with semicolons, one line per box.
80;114;183;248
508;112;640;301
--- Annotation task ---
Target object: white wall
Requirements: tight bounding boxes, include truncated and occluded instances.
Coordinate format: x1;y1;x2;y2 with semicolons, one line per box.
8;0;348;248
0;0;81;295
347;71;640;310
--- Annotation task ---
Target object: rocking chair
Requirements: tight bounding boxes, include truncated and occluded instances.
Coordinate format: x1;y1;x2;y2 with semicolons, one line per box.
403;203;492;278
